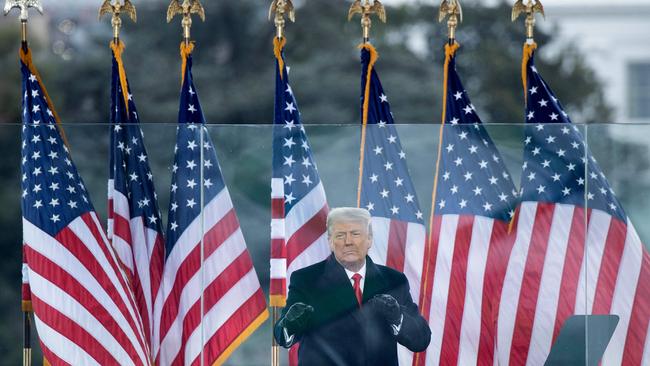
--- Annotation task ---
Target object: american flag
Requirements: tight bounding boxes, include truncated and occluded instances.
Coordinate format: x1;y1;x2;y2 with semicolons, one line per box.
107;42;165;350
20;48;151;365
154;47;268;366
357;43;427;366
417;44;518;366
497;45;650;366
270;38;330;309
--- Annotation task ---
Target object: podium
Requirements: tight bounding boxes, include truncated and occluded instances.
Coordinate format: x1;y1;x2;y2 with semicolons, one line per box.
545;315;619;366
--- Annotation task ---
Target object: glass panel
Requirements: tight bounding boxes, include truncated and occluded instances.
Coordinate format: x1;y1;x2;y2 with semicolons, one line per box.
4;122;649;365
585;123;650;366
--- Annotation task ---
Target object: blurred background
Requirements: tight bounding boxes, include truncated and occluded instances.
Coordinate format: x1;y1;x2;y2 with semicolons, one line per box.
0;0;649;364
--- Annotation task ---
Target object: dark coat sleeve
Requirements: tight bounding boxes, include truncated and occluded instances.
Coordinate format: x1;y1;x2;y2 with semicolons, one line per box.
393;273;431;352
273;271;309;348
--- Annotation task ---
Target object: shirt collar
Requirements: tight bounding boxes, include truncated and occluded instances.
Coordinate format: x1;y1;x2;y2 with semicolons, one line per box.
344;261;367;280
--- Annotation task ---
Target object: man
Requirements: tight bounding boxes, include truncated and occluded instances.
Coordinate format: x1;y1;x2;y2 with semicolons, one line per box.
274;207;431;365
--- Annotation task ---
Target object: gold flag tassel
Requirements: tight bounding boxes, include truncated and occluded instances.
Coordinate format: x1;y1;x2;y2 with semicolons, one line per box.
99;1;138;113
355;43;378;207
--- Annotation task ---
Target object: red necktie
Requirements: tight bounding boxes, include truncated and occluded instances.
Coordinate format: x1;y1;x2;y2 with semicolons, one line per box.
352;273;363;307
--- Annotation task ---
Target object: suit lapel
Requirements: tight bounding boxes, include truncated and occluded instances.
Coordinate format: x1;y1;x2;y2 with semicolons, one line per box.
321;255;359;312
362;257;385;302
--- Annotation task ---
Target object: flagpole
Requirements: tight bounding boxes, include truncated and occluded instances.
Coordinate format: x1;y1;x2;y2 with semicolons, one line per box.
417;3;462;365
5;3;44;365
268;2;295;365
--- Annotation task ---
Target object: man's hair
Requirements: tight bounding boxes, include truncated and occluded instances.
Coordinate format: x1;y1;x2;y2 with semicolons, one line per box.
326;207;372;237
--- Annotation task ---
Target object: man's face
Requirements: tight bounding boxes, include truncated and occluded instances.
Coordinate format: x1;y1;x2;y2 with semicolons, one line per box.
329;220;372;271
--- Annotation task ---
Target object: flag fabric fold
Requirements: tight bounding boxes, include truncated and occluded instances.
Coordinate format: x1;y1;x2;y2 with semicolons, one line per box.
20;46;151;365
417;43;518;366
496;42;650;366
270;37;330;308
107;40;165;351
154;43;268;366
357;43;428;366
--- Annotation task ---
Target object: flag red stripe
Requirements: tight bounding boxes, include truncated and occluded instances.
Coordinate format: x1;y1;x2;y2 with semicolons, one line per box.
108;198;114;222
149;235;164;306
271;198;284;219
440;215;474;366
510;203;554;365
171;251;254;366
270;279;286;296
271;238;285;258
286;205;328;267
592;218;627;314
552;208;589;342
31;295;124;365
159;209;239;339
55;222;147;354
386;220;408;272
25;245;144;364
622;251;650;366
477;219;516;366
112;212;134;248
41;341;71;366
196;289;267;366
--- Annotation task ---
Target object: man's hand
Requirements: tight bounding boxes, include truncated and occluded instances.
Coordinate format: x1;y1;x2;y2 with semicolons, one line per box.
369;294;402;325
280;302;314;335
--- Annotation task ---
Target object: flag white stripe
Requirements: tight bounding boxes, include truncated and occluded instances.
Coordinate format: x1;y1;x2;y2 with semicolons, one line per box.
29;270;141;366
33;313;102;366
185;270;261;364
270;258;287;279
576;210;611;314
601;221;643;366
130;216;154;331
526;204;574;366
458;216;494;366
497;201;537;366
426;214;460;365
112;234;135;273
23;219;147;363
369;217;390;266
158;229;247;364
403;221;426;303
285;182;326;239
271;178;284;198
271;218;285;239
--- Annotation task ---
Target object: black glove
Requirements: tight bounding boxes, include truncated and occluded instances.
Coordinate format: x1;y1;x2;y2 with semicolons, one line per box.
369;294;402;326
280;302;314;335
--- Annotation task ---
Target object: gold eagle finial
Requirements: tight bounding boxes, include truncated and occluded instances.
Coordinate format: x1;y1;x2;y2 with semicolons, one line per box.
167;0;205;43
512;0;545;40
3;0;42;21
348;0;386;43
438;0;462;42
99;0;137;41
4;0;43;46
268;0;295;39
